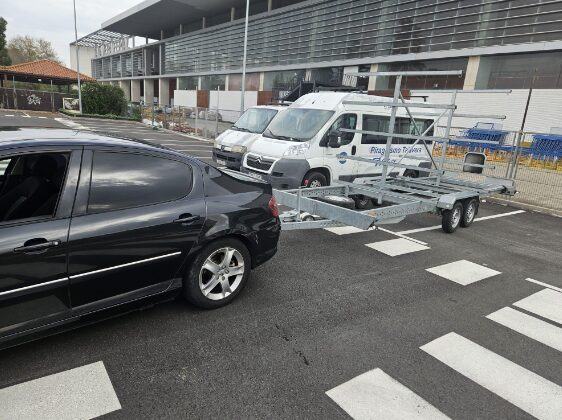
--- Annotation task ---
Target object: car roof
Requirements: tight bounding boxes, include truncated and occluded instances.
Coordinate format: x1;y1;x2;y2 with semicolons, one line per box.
0;127;186;156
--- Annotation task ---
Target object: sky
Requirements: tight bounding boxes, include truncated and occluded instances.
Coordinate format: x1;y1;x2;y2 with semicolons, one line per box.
2;0;141;66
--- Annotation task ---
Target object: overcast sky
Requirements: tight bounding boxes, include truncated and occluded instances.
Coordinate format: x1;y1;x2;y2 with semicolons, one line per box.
3;0;141;66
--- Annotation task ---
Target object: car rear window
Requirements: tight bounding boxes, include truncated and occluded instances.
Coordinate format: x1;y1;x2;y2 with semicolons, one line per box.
87;151;192;213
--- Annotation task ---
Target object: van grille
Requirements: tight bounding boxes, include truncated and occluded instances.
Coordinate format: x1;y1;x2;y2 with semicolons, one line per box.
246;155;275;171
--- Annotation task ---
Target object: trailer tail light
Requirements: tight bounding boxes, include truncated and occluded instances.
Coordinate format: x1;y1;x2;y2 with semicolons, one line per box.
268;196;279;218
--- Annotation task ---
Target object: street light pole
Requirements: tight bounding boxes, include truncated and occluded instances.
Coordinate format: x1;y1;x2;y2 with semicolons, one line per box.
240;0;249;116
73;0;83;114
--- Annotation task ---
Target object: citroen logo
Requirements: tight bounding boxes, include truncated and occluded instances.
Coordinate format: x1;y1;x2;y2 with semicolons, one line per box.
221;145;226;151
256;156;263;164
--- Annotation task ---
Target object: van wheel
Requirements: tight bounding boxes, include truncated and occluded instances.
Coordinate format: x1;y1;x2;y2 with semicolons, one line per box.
352;195;371;209
441;201;463;233
303;171;327;188
403;169;419;178
461;198;479;227
183;238;251;309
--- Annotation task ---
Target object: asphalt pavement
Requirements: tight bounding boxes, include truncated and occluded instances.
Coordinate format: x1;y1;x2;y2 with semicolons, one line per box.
1;114;561;419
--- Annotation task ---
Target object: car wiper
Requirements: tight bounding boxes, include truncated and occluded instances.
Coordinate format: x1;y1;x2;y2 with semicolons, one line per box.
267;133;299;141
232;126;251;132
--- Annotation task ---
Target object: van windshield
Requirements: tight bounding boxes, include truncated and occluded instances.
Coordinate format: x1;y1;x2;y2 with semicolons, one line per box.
263;108;334;142
232;108;279;134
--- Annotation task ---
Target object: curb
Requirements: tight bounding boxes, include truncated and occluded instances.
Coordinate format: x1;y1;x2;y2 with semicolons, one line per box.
487;197;561;217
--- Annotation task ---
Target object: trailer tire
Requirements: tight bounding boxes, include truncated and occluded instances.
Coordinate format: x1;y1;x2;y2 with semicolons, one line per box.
441;201;464;233
460;198;479;228
352;195;372;209
403;169;419;178
303;171;328;188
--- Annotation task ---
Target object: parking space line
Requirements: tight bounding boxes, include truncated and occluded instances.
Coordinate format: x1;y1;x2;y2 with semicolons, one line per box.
326;368;451;420
524;278;562;293
421;332;562;420
486;307;562;352
426;260;501;285
513;289;562;325
397;210;526;235
0;361;121;419
366;238;430;256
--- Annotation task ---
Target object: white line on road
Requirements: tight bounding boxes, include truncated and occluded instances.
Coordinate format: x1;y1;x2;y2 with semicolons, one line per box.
513;289;562;325
421;332;562;420
426;260;501;286
326;368;451;420
366;238;430;256
524;278;562;293
397;210;526;235
0;361;121;420
487;307;562;352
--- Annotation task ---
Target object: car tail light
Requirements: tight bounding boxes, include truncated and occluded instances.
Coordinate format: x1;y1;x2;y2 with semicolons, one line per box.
268;196;279;218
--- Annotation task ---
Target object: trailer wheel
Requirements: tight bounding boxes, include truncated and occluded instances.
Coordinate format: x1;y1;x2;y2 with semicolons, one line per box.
352;195;372;209
460;198;479;228
403;169;419;178
441;201;464;233
303;171;327;188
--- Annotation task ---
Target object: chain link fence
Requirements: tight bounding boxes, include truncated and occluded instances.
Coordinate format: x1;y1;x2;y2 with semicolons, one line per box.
434;126;562;212
141;105;234;140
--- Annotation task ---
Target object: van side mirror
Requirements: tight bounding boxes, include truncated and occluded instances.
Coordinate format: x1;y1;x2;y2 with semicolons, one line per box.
328;130;342;148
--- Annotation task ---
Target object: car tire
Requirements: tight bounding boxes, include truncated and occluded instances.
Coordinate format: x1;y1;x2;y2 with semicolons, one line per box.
460;198;479;228
303;171;328;188
441;201;464;233
352;194;371;209
183;238;251;309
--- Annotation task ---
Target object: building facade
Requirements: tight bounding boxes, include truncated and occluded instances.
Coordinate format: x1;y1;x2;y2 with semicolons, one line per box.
72;0;562;117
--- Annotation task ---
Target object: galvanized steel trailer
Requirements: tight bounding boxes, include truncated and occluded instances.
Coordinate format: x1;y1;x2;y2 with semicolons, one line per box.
273;71;516;233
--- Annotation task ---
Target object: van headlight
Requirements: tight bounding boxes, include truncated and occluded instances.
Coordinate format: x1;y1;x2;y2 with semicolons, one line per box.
231;145;247;154
283;142;310;157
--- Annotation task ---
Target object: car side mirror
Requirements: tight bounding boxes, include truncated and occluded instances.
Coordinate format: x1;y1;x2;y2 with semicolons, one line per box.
328;130;342;148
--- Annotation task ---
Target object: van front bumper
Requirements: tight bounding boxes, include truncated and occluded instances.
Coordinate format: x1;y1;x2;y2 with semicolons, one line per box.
241;158;310;189
212;148;243;170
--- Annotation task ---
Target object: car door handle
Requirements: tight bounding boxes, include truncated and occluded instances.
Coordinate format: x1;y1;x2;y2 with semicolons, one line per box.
173;214;200;225
351;145;357;155
14;239;61;253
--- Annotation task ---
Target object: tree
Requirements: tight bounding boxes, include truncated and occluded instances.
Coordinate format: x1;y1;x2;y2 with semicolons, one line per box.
81;83;127;116
0;17;10;66
7;35;61;64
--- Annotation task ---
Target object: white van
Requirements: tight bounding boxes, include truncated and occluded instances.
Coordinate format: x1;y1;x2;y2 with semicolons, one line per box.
213;105;287;170
241;92;436;190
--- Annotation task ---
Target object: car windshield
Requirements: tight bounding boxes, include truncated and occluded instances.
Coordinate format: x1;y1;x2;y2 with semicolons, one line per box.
263;108;334;142
232;108;279;134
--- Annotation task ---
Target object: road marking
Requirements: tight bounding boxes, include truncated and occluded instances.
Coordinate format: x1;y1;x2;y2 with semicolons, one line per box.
3;114;14;117
426;260;501;285
324;226;428;245
54;118;89;131
326;368;450;420
421;332;562;420
486;307;562;352
513;289;562;325
37;116;47;119
365;238;430;256
0;361;121;419
525;278;562;293
22;111;30;118
397;210;526;235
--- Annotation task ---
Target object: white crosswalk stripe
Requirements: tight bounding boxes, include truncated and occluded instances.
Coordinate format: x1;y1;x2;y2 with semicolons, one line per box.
421;332;562;420
326;368;450;420
513;288;562;325
487;306;562;352
365;238;430;256
0;361;121;420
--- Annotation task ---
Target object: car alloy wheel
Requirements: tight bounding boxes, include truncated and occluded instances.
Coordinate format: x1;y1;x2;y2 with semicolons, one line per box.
198;247;245;301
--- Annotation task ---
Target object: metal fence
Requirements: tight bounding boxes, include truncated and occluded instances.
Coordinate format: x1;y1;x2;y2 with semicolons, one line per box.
435;126;562;212
141;105;234;140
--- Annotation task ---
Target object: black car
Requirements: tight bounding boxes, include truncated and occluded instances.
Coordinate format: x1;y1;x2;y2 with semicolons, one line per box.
0;128;280;347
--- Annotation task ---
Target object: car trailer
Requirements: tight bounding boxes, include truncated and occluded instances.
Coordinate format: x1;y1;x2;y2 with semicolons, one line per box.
273;71;516;233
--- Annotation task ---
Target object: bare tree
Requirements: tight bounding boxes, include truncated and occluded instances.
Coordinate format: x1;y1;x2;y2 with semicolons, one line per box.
7;35;61;65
